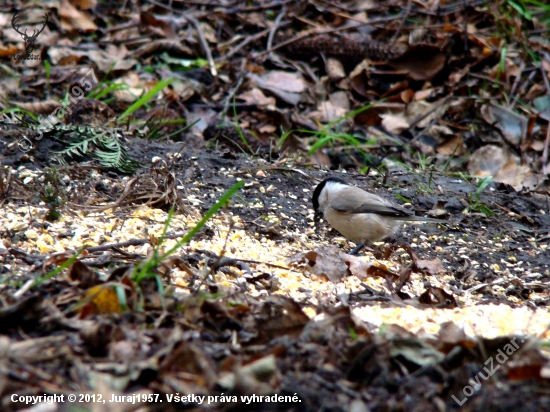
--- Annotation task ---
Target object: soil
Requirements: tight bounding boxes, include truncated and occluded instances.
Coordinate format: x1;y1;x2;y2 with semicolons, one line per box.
2;132;550;411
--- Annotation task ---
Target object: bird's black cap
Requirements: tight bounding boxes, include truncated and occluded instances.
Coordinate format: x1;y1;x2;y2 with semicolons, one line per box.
312;177;348;212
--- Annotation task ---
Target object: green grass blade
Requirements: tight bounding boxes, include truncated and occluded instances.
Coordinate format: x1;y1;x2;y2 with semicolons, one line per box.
117;78;173;122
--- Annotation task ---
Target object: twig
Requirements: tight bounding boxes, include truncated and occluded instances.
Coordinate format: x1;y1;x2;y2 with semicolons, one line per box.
225;0;294;12
255;13;405;58
225;27;273;59
221;60;246;120
263;166;314;179
83;232;190;254
85;239;149;253
541;61;550;99
517;68;538;96
149;0;217;77
542;120;550;170
237;258;289;270
187;14;217;77
462;0;469;54
267;8;286;60
388;0;412;51
541;63;550;171
405;95;453;133
468;72;507;88
212;218;235;275
211;257;252;276
509;60;525;109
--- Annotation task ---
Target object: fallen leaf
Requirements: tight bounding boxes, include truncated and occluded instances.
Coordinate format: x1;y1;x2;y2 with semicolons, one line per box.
238;88;276;106
415;257;446;275
388;44;447;81
467;145;512;176
493;160;532;189
286;245;348;283
309;100;347;123
248;72;303;105
262;70;305;93
340;254;373;280
58;0;98;31
427;200;449;218
349;59;371;97
326;58;346;81
380;112;410;133
481;103;528;146
80;284;122;317
437;135;465;155
418;286;457;308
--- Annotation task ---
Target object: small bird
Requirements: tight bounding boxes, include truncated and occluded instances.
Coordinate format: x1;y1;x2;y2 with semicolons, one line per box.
312;177;445;254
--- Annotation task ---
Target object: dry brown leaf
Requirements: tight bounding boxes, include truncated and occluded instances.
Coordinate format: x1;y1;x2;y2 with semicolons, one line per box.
481;103;528;146
401;89;415;103
72;0;97;9
340;254;375;280
415;257;446;275
388;44;447;81
493;160;532;189
218;354;277;393
427;200;449;218
489;58;521;84
160;341;218;387
48;47;88;65
0;45;19;57
132;40;194;59
354;102;404;126
248;72;304;105
238;88;276;106
88;47;137;72
140;11;177;38
330;91;350;110
253;296;310;344
418;286;457;308
437;135;465;155
80;284;122;317
199;22;217;44
67;260;99;289
262;70;305;93
112;72;144;104
507;344;547;381
438;321;475;349
414;88;436;101
158;256;195;278
286;245;348;283
309;101;347;123
380;112;409;133
64;98;116;127
349;59;371;98
58;0;98;31
467;145;512;177
10;100;61;114
326;58;345;81
415;98;451;128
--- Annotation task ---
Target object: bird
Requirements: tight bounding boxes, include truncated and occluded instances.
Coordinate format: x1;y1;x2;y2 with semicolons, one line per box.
312;177;446;254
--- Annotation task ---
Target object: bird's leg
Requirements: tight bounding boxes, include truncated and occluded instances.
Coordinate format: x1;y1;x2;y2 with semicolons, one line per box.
349;243;365;255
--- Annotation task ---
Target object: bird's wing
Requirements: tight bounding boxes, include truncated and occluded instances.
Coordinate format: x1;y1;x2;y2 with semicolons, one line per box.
329;186;413;218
